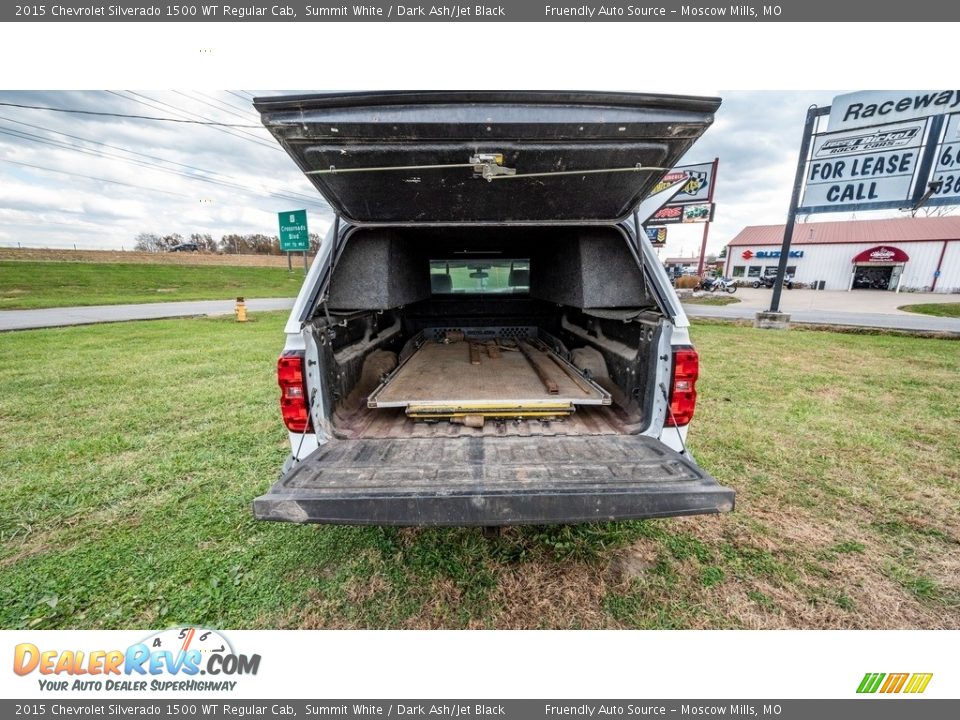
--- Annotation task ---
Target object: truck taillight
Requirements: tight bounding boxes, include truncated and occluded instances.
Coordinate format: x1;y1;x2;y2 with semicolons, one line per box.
666;346;698;427
277;351;312;432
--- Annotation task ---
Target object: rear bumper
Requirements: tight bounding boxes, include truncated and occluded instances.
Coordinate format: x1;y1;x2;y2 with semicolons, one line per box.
254;435;733;526
254;484;734;526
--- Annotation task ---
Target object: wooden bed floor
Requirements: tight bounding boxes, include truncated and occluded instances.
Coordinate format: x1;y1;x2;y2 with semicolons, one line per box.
333;404;630;439
370;340;607;408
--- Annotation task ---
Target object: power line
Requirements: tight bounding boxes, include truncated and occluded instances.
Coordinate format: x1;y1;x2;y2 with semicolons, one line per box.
0;112;324;205
1;158;194;198
0;112;244;179
118;91;279;151
0;100;263;127
114;90;281;153
174;90;256;123
2;158;334;225
225;90;256;109
0;125;328;209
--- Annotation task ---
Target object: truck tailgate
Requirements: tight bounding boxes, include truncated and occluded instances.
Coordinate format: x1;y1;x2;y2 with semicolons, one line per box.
254;435;733;526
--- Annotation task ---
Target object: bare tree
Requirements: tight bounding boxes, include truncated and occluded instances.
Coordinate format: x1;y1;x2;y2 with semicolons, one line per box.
190;233;217;253
911;204;958;218
134;232;162;252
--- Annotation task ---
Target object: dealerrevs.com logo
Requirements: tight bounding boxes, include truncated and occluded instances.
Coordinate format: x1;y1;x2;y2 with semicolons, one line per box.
13;628;261;693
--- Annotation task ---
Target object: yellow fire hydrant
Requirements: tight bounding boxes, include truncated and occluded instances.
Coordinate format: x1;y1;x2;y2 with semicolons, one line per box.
235;296;247;322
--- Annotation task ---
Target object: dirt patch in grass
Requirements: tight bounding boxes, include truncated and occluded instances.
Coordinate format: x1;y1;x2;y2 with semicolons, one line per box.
606;539;660;585
486;560;614;629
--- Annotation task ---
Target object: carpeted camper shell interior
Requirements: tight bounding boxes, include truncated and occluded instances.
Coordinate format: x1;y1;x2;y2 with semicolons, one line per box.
312;224;666;438
325;226;657;311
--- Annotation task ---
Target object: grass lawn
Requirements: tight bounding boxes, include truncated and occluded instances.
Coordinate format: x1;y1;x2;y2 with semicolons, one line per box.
682;295;741;306
0;261;302;309
899;302;960;318
1;314;958;629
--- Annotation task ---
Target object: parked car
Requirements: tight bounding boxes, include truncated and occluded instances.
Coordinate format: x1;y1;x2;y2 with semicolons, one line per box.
252;91;734;528
168;243;199;252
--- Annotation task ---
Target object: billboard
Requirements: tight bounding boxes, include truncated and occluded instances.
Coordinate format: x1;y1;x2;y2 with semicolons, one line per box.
798;92;960;215
651;162;715;204
799;119;929;212
649;202;715;225
828;90;960;132
929;113;960;206
645;227;667;246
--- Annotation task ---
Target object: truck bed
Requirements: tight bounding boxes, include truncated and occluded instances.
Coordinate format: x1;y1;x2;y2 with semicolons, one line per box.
368;339;610;416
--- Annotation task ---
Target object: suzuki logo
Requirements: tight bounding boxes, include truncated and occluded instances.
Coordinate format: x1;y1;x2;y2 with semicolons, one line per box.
741;250;754;260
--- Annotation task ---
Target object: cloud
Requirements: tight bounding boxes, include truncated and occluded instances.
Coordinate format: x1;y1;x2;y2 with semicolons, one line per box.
0;90;334;249
0;90;915;255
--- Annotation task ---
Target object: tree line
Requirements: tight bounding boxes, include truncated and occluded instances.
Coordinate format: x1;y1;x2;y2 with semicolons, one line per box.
133;232;322;255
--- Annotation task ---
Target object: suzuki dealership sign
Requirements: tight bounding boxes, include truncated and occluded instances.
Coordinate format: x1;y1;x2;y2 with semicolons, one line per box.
797;91;960;214
742;249;804;260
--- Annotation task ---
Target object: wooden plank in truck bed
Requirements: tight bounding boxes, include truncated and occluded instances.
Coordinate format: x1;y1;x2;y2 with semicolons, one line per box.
368;340;610;410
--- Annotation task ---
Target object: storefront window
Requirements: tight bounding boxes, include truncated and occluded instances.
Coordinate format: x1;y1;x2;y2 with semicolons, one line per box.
764;265;778;276
748;266;762;277
731;266;745;277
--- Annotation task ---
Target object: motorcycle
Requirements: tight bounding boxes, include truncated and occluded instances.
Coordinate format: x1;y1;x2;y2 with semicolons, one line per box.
700;276;738;294
752;274;793;290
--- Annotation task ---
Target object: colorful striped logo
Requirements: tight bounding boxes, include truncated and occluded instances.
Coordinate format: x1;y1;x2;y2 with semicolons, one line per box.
857;672;933;694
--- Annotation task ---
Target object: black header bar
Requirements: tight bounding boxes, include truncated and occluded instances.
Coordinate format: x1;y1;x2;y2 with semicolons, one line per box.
5;1;960;22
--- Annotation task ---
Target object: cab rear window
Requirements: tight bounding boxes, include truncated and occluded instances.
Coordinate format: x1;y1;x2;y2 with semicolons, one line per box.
429;259;530;294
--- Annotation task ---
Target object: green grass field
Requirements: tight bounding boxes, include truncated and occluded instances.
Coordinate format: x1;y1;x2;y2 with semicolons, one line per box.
899;302;960;318
1;314;958;629
0;261;302;309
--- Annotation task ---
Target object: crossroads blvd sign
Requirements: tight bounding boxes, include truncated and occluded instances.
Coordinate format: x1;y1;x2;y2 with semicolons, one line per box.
278;210;309;252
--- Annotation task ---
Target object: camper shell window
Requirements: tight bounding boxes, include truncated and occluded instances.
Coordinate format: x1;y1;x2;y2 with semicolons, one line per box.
429;260;530;295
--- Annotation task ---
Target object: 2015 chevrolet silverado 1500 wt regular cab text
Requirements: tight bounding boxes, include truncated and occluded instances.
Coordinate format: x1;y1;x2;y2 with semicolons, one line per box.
251;90;734;527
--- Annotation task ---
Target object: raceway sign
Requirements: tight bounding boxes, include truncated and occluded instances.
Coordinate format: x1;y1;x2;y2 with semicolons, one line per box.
828;90;960;131
799;90;960;214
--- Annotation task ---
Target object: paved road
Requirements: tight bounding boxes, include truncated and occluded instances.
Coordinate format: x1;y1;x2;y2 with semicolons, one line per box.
684;288;960;333
1;292;957;334
684;302;960;332
0;297;296;331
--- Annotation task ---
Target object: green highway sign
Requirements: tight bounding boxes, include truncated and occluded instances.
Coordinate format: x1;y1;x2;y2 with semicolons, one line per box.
278;209;309;252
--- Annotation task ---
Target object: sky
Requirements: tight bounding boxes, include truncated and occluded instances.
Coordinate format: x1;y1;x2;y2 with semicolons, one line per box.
0;89;915;258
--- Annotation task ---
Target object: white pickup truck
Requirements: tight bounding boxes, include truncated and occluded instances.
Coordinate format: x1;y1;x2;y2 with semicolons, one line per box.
251;91;734;527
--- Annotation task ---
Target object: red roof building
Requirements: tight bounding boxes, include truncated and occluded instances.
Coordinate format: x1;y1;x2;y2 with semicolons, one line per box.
723;217;960;292
727;216;960;247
